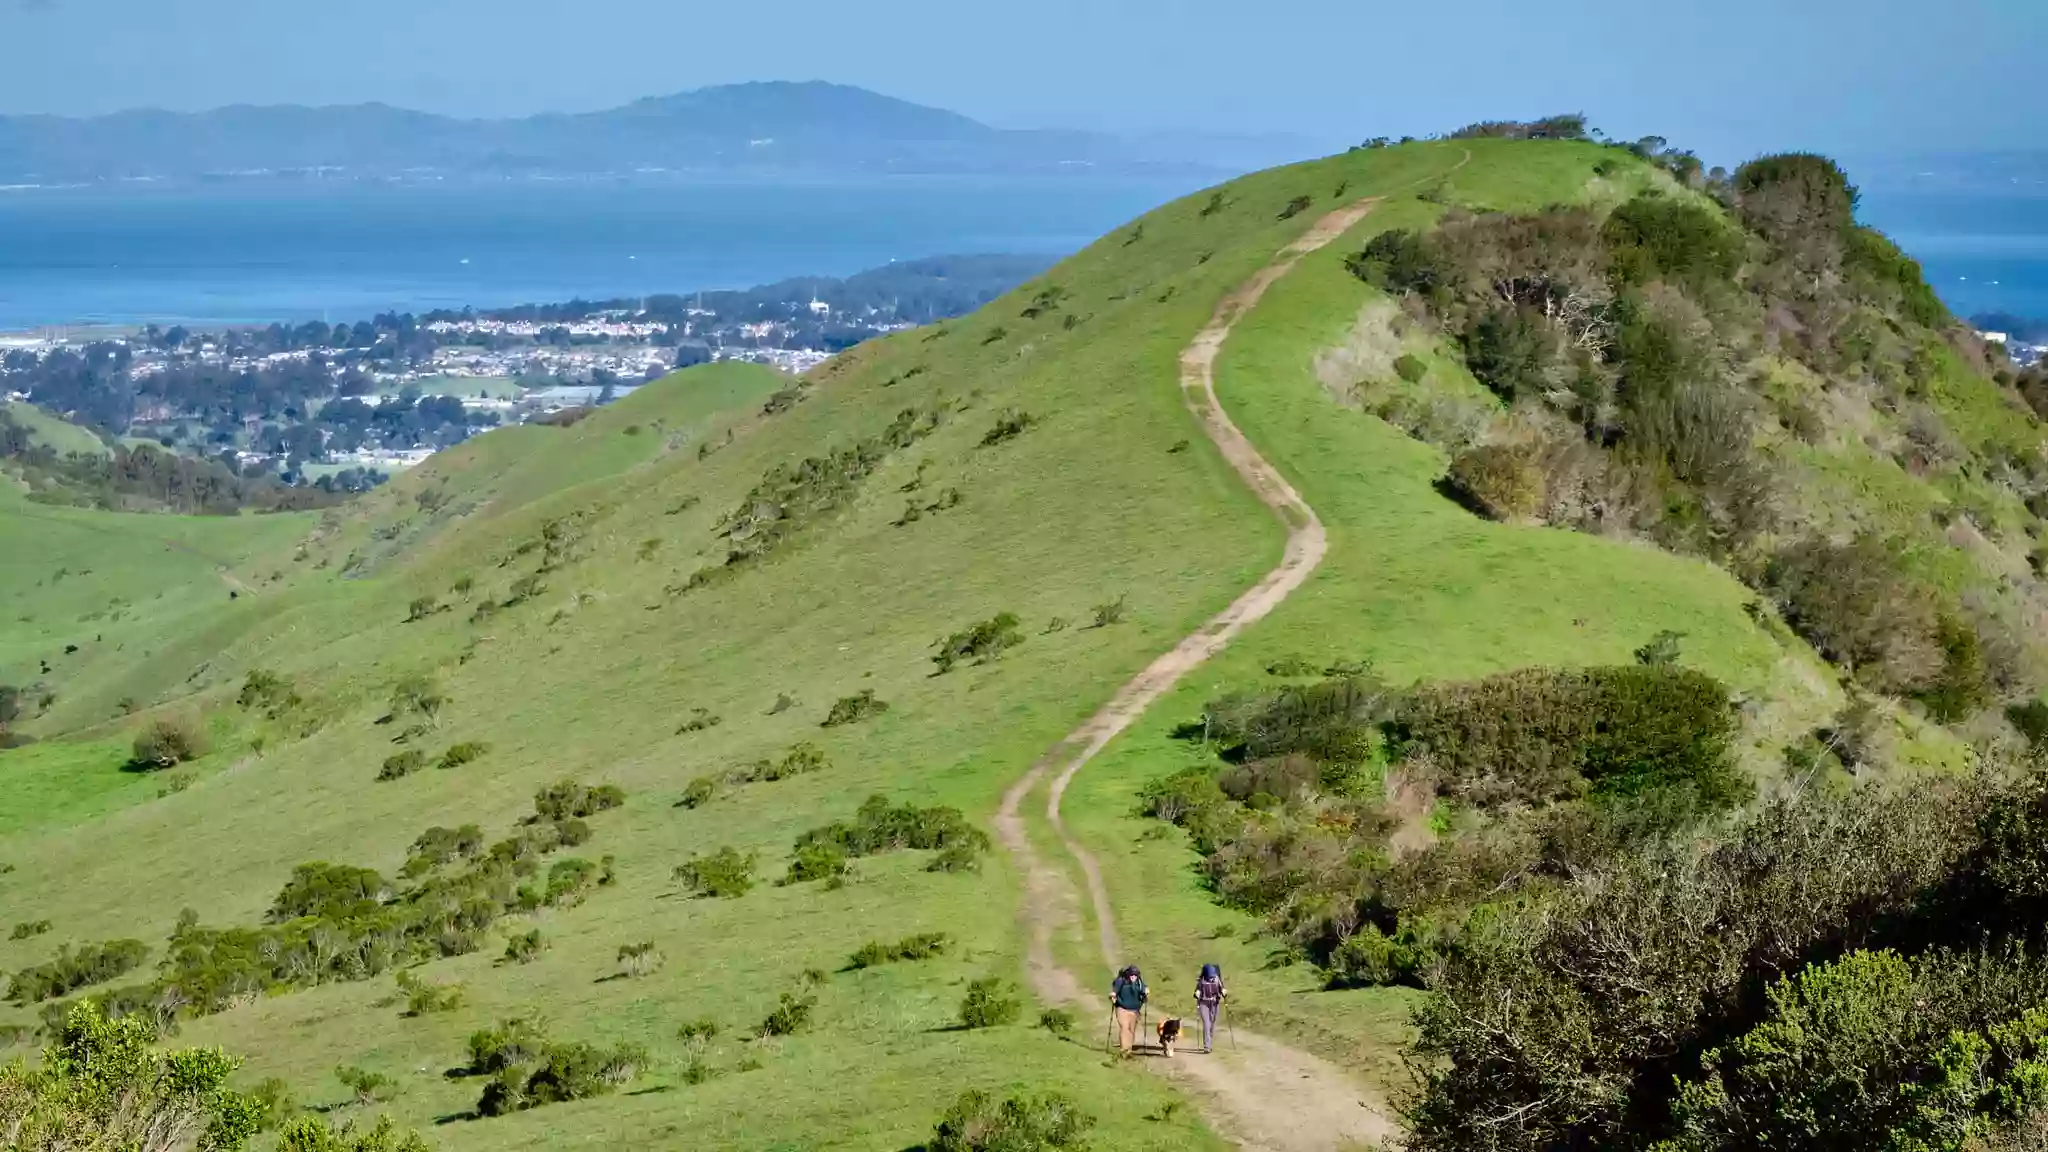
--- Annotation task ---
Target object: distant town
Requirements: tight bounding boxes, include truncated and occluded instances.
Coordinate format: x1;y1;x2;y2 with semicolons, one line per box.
0;254;1046;493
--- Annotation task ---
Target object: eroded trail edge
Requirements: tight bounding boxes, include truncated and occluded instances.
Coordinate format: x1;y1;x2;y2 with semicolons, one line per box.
994;198;1394;1152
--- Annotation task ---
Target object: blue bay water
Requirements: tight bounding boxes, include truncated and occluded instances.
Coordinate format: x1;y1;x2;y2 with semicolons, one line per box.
0;174;2042;332
1855;183;2048;324
0;176;1210;330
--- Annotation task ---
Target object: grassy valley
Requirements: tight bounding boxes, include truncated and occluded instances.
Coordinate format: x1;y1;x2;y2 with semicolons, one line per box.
5;131;2046;1151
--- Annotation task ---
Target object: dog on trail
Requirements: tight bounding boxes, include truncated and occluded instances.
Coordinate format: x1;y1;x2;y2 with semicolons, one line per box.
1157;1017;1182;1058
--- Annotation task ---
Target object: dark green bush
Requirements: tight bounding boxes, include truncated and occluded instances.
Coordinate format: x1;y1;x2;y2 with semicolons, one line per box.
1391;664;1743;810
616;941;664;978
793;795;990;872
758;991;816;1037
5;939;149;1003
501;930;546;965
957;977;1021;1029
395;969;464;1016
334;1065;398;1106
476;1039;645;1117
678;776;718;809
437;741;488;770
1279;194;1314;220
1038;1008;1073;1036
784;842;849;885
466;1016;549;1075
929;1089;1093;1152
822;690;889;727
532;780;626;820
401;824;483;876
404;596;439;622
1602;194;1743;291
1090;595;1128;628
979;409;1036;447
10;919;52;941
849;932;950;969
1393;353;1428;383
268;863;390;922
726;741;830;784
932;612;1025;673
673;848;757;898
377;750;426;782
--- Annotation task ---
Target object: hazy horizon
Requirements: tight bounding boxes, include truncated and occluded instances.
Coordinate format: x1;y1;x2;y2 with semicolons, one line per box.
2;0;2042;164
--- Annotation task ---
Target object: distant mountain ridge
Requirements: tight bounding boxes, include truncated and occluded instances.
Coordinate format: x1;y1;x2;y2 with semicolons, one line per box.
0;81;1313;182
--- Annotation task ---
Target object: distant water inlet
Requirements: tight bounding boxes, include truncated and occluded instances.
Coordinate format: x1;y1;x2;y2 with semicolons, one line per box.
0;175;1205;330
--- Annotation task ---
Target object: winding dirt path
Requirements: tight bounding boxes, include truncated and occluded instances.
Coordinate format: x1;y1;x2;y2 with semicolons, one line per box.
993;197;1398;1151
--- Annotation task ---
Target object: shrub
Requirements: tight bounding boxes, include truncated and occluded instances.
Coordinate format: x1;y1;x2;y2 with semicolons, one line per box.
759;991;817;1037
532;780;625;820
334;1065;398;1106
237;669;300;714
452;575;475;598
617;941;665;978
784;842;850;885
1038;1008;1073;1036
466;1016;549;1075
246;1076;297;1134
727;741;831;784
9;919;51;940
822;690;889;728
678;776;718;809
437;741;488;770
957;977;1022;1029
1602;194;1744;292
793;795;991;872
5;939;150;1003
1768;536;1945;696
404;596;438;623
544;857;599;906
929;1089;1094;1152
677;707;721;734
476;1039;645;1117
376;750;425;782
1090;595;1128;628
502;930;547;965
979;409;1036;447
1325;925;1432;989
1391;664;1743;810
387;674;447;723
401;823;483;876
268;862;390;922
1394;353;1429;383
1279;195;1314;220
677;1018;720;1044
929;844;984;874
674;847;758;898
395;969;465;1016
849;932;951;969
933;612;1025;672
130;716;206;770
1634;630;1685;667
1447;442;1546;521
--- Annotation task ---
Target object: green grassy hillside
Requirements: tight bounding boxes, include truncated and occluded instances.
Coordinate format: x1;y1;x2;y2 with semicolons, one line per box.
0;136;2015;1149
0;401;108;460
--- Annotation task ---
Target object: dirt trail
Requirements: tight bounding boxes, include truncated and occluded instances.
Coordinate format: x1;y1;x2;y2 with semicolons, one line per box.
993;197;1400;1151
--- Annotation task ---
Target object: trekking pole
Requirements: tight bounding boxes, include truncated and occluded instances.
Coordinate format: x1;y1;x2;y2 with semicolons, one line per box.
1226;1003;1236;1049
1105;1005;1115;1054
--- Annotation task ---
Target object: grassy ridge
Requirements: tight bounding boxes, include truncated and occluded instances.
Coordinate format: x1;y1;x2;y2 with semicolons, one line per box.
0;138;1904;1147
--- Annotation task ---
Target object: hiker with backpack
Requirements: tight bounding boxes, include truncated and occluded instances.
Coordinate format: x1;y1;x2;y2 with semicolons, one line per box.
1193;963;1227;1053
1110;965;1148;1054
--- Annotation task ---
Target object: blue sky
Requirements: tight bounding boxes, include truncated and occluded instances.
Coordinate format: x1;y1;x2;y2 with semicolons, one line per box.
1;0;2041;162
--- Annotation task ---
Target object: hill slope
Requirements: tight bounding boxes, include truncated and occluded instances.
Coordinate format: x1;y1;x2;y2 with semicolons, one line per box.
2;136;2031;1149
